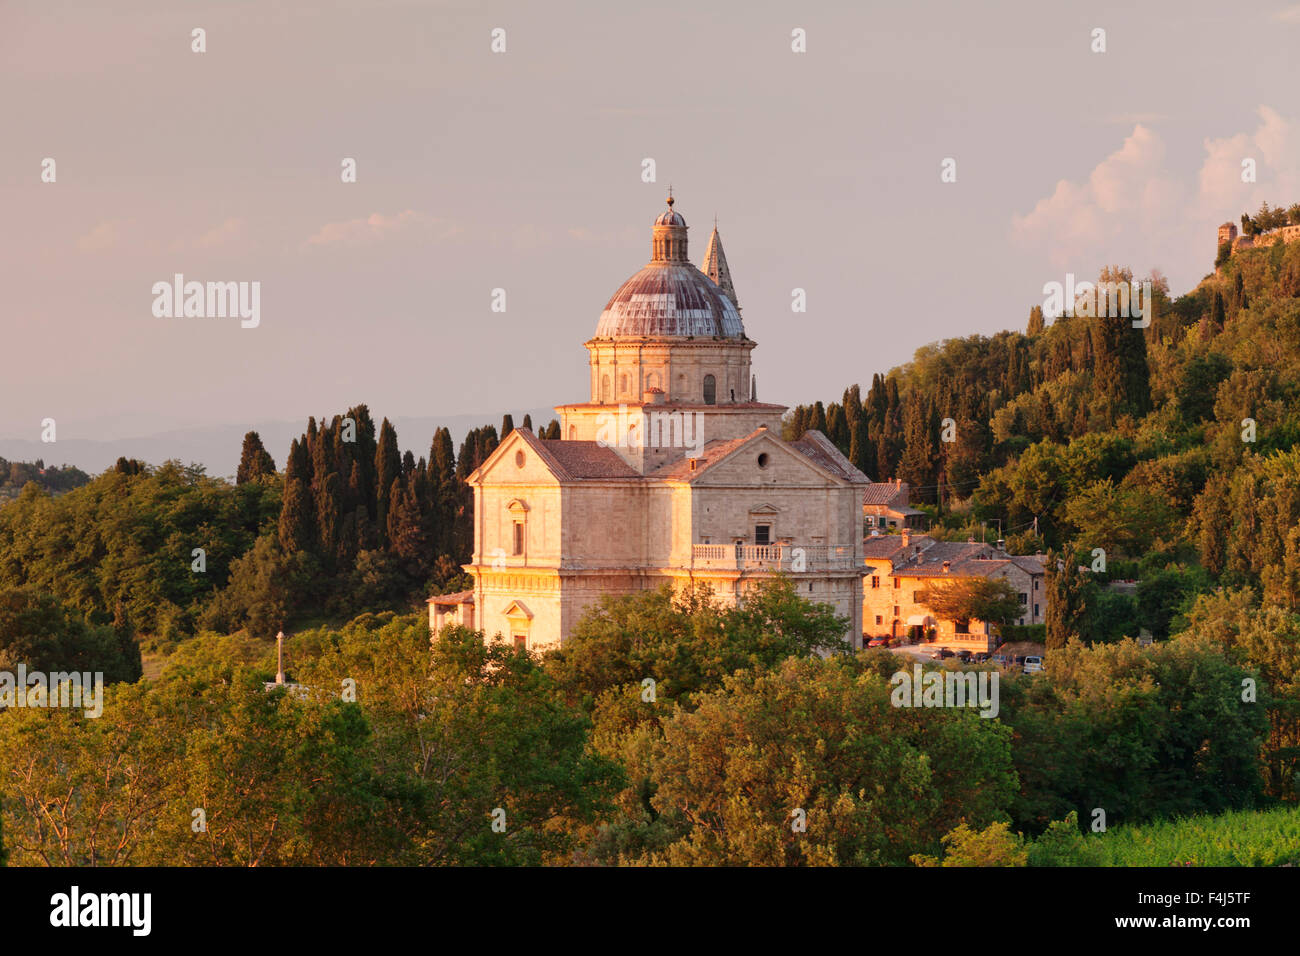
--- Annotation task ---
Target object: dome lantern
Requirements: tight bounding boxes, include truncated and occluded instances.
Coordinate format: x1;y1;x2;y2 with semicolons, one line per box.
652;193;688;262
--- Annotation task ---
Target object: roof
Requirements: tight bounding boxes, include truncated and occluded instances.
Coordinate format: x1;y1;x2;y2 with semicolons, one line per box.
789;431;872;484
646;428;868;486
862;535;928;560
862;535;1044;577
596;198;745;340
427;589;474;606
647;433;756;480
540;440;641;479
492;428;641;482
700;226;739;311
595;262;745;339
862;481;909;506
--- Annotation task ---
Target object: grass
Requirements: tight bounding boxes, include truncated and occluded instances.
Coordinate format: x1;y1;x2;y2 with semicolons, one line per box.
1087;806;1300;866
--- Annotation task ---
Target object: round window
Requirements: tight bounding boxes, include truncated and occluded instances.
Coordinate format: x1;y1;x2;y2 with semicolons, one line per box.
757;453;769;468
515;450;525;468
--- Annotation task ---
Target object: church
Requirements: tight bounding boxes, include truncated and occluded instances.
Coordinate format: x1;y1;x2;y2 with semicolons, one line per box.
429;195;869;651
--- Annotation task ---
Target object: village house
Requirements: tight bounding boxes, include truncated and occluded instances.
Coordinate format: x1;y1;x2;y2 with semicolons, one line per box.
862;478;925;532
862;530;1047;652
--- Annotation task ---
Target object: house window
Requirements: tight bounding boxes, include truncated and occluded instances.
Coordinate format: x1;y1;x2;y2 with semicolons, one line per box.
893;606;900;616
1018;618;1025;627
875;615;883;626
755;524;771;546
956;620;970;634
512;521;524;556
1033;579;1039;591
703;374;716;405
913;591;922;603
1034;604;1039;616
513;635;526;651
871;576;880;589
1019;593;1028;605
892;577;900;589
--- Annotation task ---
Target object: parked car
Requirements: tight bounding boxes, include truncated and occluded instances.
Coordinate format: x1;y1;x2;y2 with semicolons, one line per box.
990;653;1009;668
1023;656;1044;674
928;648;945;660
955;650;973;663
937;648;956;659
973;652;990;664
866;636;889;648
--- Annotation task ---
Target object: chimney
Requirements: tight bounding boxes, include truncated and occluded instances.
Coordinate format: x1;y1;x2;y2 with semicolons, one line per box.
688;458;698;472
942;561;951;574
901;530;910;548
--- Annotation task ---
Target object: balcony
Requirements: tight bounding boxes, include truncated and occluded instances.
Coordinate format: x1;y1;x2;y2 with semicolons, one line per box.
691;543;856;572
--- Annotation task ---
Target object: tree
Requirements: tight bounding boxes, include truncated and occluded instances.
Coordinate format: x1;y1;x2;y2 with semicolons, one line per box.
374;419;402;544
921;575;1022;628
912;820;1027;867
278;440;316;555
1027;305;1045;336
1045;549;1090;649
624;655;1017;866
235;432;277;484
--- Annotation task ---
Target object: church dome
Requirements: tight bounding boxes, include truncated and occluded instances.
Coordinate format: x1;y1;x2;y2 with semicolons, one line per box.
594;196;746;339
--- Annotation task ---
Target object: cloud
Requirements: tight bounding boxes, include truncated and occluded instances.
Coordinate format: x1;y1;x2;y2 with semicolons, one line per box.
194;217;244;248
1011;124;1178;265
1012;107;1300;276
76;220;121;251
304;210;458;247
1196;106;1300;218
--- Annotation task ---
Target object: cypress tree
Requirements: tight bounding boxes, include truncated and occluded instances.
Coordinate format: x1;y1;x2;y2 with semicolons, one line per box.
1046;548;1091;650
374;418;402;544
1027;305;1045;336
236;431;277;484
430;428;456;486
898;395;937;501
522;414;533;431
501;414;515;440
809;401;827;435
279;438;315;555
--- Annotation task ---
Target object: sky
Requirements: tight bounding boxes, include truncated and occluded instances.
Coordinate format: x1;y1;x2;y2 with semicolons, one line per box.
4;0;1300;467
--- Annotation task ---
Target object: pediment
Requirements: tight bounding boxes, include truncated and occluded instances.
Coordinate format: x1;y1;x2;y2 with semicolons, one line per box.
503;599;533;620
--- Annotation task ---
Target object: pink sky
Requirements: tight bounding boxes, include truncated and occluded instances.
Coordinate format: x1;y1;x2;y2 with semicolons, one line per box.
4;0;1300;449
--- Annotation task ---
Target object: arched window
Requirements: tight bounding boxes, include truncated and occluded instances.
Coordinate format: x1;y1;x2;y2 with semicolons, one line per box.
646;372;660;391
601;375;611;402
703;374;716;405
568;425;577;440
620;374;628;395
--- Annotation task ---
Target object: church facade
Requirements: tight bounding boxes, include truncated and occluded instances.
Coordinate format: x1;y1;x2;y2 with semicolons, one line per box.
430;196;869;651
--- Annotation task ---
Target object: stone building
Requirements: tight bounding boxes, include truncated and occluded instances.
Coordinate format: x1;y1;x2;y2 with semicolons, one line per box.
862;478;925;532
862;531;1047;651
430;196;870;651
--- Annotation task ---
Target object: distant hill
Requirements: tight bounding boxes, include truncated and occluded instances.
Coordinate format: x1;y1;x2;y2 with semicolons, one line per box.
0;410;556;479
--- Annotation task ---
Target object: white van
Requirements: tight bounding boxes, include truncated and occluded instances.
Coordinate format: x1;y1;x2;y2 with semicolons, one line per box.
1023;656;1044;674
